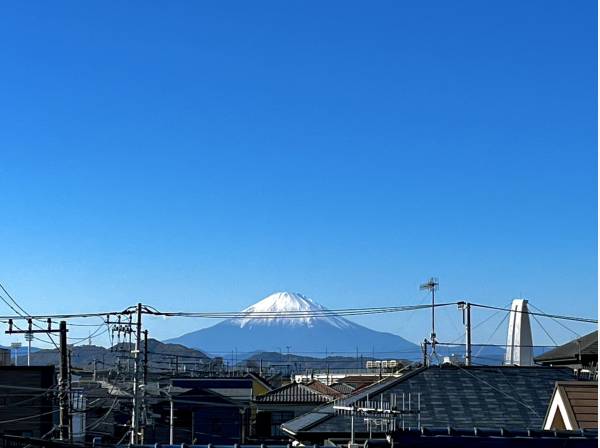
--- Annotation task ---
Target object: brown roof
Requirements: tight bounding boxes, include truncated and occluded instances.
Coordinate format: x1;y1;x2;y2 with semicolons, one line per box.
548;381;598;430
305;380;343;398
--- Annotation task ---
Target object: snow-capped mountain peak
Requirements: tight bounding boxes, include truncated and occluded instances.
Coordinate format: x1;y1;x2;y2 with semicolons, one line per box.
234;291;352;329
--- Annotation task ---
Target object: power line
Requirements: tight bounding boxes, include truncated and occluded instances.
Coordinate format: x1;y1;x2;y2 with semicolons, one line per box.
469;303;597;324
0;283;59;350
528;303;582;337
145;302;456;319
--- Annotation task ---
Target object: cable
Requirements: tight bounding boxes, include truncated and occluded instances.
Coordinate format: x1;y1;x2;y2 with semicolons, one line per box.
529;303;581;338
0;282;58;348
0;408;59;424
473;311;510;360
145;302;457;319
470;303;597;324
529;312;559;346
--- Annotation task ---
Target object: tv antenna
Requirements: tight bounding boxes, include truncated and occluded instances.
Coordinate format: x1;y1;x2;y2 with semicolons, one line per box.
420;277;439;356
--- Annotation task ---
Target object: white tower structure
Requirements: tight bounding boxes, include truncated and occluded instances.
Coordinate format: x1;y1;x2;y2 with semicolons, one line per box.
504;299;534;366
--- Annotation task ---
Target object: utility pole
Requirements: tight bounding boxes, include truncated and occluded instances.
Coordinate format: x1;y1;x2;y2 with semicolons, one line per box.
169;391;175;444
141;329;148;444
143;330;148;384
59;321;70;441
26;319;33;366
5;318;69;438
458;302;472;366
420;277;439;357
130;303;143;445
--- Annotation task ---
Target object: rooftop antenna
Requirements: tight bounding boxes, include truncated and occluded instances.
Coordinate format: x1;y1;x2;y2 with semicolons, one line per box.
420;277;439;356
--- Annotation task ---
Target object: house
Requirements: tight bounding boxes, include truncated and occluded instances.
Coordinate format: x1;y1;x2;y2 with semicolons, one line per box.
245;371;273;397
152;386;247;445
172;377;254;402
329;382;356;395
281;365;578;444
387;426;598;447
254;380;342;438
535;331;598;375
543;381;597;431
0;366;56;438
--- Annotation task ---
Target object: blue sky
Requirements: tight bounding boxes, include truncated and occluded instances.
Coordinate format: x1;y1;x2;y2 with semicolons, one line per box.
0;1;596;349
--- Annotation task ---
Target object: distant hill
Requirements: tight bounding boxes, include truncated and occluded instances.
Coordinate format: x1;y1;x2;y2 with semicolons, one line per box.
11;339;209;371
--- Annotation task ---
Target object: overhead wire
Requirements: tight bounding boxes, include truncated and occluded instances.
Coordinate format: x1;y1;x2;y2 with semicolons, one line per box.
0;282;59;349
529;303;582;337
470;303;596;324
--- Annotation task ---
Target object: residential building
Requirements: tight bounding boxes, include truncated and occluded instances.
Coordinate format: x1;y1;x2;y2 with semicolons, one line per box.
254;380;341;438
282;365;578;444
543;381;597;431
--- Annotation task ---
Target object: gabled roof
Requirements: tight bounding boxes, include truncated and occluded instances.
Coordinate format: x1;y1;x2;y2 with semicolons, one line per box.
535;331;598;365
282;366;577;437
245;372;273;391
255;380;341;404
305;380;343;398
544;381;598;430
329;382;356;395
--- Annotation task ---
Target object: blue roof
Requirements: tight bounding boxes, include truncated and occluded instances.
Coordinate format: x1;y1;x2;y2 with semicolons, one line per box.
282;365;577;436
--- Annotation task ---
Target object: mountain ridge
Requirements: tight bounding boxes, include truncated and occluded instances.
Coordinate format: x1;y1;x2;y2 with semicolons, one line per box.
167;291;421;358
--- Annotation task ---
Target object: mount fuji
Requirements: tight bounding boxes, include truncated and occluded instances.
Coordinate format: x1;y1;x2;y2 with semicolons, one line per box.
167;292;420;359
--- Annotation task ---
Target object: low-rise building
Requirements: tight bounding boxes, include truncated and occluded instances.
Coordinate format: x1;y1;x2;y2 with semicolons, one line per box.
254;380;342;438
543;381;598;431
282;365;579;444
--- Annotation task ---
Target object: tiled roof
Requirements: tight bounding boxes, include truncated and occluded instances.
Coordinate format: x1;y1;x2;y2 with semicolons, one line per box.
535;331;598;365
306;381;343;398
282;366;577;436
329;382;356;395
255;380;340;403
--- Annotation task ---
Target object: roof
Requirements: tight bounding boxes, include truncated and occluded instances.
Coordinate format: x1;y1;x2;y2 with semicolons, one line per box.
282;365;577;437
255;380;341;404
245;372;273;391
535;331;598;365
389;427;598;447
305;380;343;398
329;382;356;395
544;381;598;430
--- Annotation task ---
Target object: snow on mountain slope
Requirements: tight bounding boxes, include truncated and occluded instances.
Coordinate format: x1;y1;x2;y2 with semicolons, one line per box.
235;291;353;329
167;291;420;357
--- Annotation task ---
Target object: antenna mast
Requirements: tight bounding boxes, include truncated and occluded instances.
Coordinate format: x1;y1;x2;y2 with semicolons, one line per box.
420;277;439;357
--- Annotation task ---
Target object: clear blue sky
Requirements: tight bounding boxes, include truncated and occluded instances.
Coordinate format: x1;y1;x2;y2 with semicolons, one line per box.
0;1;596;348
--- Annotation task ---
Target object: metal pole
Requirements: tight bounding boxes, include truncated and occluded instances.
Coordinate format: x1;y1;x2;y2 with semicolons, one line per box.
130;303;142;445
141;329;148;444
143;330;148;385
27;320;32;366
431;287;435;345
169;396;174;444
465;303;472;367
59;321;70;440
350;410;355;445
